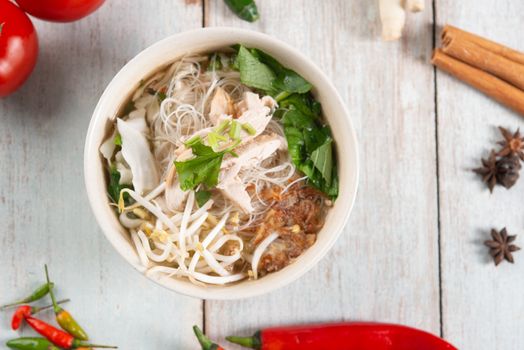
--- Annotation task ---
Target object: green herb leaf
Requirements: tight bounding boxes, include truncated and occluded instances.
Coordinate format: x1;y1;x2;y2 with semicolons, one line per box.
114;134;122;146
284;126;306;164
280;93;319;118
108;165;132;204
249;48;312;95
224;0;260;22
282;109;315;129
175;139;235;191
279;94;337;199
303;125;331;154
236;46;276;92
0;22;5;36
310;139;333;186
232;45;337;199
207;53;223;72
235;46;312;98
195;190;212;207
157;91;167;103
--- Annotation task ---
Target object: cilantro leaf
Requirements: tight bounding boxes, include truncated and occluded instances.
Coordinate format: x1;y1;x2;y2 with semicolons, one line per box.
195;190;212;207
174;139;234;191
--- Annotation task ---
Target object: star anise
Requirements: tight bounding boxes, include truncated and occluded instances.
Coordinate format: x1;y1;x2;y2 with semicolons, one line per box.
497;127;524;161
484;228;520;265
474;150;498;192
496;155;521;189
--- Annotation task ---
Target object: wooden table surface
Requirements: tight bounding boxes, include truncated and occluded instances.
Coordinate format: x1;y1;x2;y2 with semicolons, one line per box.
1;0;523;348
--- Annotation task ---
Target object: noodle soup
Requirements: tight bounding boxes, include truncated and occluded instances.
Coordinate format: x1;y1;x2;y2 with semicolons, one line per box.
99;45;338;286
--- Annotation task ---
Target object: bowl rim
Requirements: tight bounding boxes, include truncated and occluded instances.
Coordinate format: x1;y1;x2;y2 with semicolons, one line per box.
84;26;359;300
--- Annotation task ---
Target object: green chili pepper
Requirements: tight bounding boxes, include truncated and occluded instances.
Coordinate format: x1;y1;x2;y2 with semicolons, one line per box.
193;326;225;350
45;265;89;341
1;283;55;310
6;337;61;350
224;0;259;22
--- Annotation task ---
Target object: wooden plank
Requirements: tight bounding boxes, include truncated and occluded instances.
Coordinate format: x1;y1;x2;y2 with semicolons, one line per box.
204;1;440;348
0;1;203;348
436;2;524;349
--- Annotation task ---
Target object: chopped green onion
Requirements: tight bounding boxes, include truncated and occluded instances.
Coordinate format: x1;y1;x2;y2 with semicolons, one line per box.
242;122;256;135
229;120;241;140
214;120;231;134
185;135;202;147
214;132;229;142
226;139;242;153
114;134;122;146
208;132;219;150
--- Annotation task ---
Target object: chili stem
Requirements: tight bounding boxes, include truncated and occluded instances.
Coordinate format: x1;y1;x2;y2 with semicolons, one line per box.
44;265;60;313
32;299;70;314
226;334;260;349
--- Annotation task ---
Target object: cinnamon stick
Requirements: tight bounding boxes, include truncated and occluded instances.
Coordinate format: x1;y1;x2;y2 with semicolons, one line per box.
432;49;524;116
442;25;524;66
442;34;524;91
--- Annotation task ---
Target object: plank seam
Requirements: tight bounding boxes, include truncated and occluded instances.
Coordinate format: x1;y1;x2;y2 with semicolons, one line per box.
431;0;444;339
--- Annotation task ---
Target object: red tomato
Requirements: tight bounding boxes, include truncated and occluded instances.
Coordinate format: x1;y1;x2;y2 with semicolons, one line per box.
15;0;105;22
0;0;38;97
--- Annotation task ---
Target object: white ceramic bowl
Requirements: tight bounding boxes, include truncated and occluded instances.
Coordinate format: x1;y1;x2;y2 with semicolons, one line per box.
84;27;359;300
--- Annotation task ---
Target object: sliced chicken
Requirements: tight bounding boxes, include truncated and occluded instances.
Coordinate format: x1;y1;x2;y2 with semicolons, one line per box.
218;178;254;213
221;133;283;183
219;134;283;213
235;92;276;115
209;87;234;125
236;92;276;140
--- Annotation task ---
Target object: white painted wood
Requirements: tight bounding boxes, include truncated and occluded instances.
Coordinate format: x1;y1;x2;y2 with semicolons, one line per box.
205;1;440;348
5;1;523;349
0;1;203;348
436;2;524;349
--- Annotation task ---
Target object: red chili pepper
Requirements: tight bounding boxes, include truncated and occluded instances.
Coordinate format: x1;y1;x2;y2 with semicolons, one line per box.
226;323;458;350
193;326;225;350
11;299;70;330
11;306;31;331
24;316;116;349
